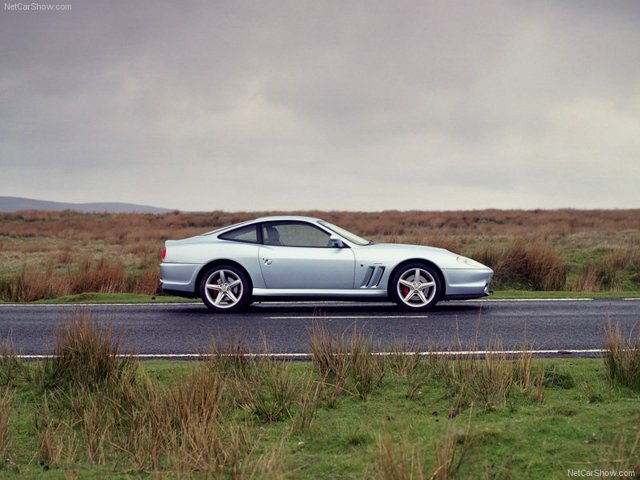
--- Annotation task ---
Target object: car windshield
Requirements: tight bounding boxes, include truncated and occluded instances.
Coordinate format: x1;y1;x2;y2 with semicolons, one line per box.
318;221;371;246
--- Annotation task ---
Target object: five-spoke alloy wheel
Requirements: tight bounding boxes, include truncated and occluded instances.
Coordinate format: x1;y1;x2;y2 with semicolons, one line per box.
390;263;442;310
199;265;250;312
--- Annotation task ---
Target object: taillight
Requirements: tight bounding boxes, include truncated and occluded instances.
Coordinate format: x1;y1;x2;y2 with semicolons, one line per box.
161;247;166;260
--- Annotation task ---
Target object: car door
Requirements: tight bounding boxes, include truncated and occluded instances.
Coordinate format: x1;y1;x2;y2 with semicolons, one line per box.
258;221;355;289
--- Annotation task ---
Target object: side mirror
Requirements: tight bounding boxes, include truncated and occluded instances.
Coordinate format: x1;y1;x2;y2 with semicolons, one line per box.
329;235;345;248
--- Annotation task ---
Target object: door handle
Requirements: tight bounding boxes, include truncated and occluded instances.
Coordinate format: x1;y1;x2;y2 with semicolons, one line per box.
262;258;272;265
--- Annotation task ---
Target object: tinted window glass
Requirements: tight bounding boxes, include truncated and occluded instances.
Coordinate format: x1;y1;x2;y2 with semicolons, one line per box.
262;222;331;247
219;224;258;243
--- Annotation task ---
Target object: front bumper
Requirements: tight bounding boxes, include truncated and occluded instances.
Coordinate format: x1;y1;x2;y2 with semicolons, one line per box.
442;267;493;300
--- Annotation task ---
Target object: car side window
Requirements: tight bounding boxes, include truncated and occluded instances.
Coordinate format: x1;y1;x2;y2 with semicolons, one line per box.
262;222;331;248
218;224;258;243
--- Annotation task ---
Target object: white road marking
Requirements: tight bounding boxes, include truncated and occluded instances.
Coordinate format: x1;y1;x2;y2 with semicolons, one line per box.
15;348;607;360
0;302;201;307
475;298;594;302
4;298;637;308
267;315;430;320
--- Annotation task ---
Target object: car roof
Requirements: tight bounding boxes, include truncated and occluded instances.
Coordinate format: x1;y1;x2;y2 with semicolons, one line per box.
251;215;322;223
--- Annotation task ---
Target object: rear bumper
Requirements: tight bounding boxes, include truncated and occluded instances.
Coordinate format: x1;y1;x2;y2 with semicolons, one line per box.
160;262;201;296
161;286;198;299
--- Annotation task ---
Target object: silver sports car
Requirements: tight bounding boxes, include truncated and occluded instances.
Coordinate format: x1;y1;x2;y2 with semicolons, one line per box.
160;216;493;312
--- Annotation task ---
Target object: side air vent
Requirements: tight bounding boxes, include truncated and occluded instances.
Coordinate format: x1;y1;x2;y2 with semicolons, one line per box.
360;266;374;287
360;265;385;288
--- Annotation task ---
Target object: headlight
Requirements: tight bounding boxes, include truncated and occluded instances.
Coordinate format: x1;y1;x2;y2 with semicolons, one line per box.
456;256;484;268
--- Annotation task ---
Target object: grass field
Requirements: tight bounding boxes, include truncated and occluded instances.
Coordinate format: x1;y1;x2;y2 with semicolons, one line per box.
1;313;639;478
0;209;639;302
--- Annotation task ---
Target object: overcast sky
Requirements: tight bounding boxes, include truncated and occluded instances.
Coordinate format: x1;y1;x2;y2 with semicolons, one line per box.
1;1;639;212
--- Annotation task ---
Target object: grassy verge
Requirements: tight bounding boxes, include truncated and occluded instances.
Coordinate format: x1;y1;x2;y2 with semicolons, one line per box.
490;290;640;300
0;293;192;304
1;313;639;478
1;289;637;305
34;293;193;304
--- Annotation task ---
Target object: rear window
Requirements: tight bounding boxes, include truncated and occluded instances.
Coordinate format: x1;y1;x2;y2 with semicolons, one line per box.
218;224;258;244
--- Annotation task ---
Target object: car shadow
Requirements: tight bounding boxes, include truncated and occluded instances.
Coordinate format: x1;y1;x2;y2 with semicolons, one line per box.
160;300;486;317
246;301;484;315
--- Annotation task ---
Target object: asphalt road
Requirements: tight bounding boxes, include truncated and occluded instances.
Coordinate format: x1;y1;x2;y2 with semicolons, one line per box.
0;299;639;358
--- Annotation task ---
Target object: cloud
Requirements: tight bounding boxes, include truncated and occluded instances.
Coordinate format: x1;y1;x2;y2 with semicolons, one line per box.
1;0;639;211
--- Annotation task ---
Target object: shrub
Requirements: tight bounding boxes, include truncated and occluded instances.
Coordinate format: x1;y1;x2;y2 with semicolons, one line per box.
573;249;633;291
40;310;136;391
309;323;385;400
0;339;25;387
485;239;568;290
0;388;13;466
604;321;640;391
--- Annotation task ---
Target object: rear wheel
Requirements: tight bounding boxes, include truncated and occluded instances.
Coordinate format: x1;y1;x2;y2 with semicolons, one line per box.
390;263;442;311
199;265;251;312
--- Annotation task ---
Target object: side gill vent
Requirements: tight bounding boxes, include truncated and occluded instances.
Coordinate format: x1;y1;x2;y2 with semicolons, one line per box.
360;266;374;287
360;266;385;288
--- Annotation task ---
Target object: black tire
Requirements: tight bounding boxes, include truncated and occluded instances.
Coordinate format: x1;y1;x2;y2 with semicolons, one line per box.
390;262;442;311
199;264;251;312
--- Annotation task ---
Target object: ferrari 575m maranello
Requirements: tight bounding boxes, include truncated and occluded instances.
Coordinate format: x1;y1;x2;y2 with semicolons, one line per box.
160;216;493;312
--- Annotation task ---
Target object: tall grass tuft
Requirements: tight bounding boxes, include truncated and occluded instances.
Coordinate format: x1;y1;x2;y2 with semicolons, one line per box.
34;396;76;469
372;419;472;480
40;310;136;391
373;432;425;480
349;328;385;399
574;249;633;291
0;265;69;302
309;323;350;403
207;337;305;424
604;321;640;391
431;416;472;480
603;431;640;474
0;339;25;387
309;323;385;400
0;388;13;466
492;239;568;290
309;322;349;381
412;340;544;411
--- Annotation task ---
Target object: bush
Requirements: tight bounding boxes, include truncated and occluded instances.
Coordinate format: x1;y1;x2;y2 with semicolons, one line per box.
39;310;136;391
604;321;640;391
475;239;568;290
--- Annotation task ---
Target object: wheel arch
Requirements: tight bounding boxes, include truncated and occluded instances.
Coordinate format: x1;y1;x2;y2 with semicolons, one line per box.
387;259;447;299
195;259;254;296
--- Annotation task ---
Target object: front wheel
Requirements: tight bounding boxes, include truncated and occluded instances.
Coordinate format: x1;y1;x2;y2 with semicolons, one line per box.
390;263;442;311
199;265;251;312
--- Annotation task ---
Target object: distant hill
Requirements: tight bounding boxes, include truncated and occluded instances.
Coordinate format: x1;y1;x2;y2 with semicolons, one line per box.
0;196;172;214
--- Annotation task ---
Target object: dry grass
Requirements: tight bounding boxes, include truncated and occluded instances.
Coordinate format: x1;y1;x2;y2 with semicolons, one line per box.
309;323;386;400
39;310;136;391
0;388;13;466
372;417;472;480
401;340;544;412
604;321;640;391
573;249;638;292
9;311;635;477
1;209;639;301
0;339;25;387
373;432;427;479
473;239;568;290
603;431;640;474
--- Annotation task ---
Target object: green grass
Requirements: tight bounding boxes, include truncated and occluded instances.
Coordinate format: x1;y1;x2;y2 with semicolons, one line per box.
490;290;640;300
1;289;636;304
29;293;191;304
1;358;638;478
